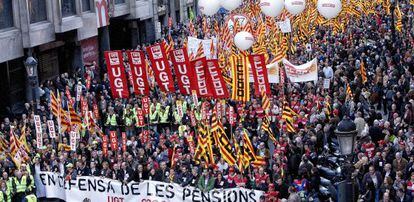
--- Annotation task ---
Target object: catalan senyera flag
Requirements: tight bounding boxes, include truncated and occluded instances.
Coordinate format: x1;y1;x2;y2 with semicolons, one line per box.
360;60;367;83
262;116;277;143
212;121;237;166
9;130;29;168
240;130;258;171
395;4;403;32
68;104;82;131
261;90;270;113
282;102;297;133
194;125;209;165
346;82;353;101
0;136;9;153
19;125;30;152
230;55;250;102
233;135;243;171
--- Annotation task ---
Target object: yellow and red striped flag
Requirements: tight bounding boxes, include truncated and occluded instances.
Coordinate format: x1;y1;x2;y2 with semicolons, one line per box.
360;59;367;83
230;55;250;102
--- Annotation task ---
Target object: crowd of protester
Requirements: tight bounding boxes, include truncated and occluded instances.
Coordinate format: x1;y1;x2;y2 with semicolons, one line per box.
0;1;414;202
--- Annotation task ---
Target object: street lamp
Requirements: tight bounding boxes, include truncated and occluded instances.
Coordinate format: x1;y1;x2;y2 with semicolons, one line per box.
335;117;358;202
24;56;38;103
24;56;38;79
335;117;357;156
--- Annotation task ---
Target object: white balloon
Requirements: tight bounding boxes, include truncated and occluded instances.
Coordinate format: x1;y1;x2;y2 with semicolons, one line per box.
221;0;242;11
317;0;342;19
234;32;255;51
284;0;306;15
199;0;220;16
260;0;285;17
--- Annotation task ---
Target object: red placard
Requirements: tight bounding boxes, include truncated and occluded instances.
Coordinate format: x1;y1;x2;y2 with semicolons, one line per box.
170;48;194;95
146;43;175;93
206;59;230;99
142;97;150;115
109;131;118;151
122;132;127;152
66;87;74;105
102;135;108;156
136;109;145;127
104;51;130;98
93;101;100;120
127;51;150;95
140;130;150;144
249;54;271;97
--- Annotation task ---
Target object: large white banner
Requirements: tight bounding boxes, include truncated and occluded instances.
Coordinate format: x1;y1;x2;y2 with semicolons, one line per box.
187;37;218;59
283;58;318;83
36;172;264;202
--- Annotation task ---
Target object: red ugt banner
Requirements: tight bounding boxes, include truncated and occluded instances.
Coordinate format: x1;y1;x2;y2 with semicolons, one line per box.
249;54;271;96
191;57;213;98
104;51;130;98
109;131;118;151
170;47;194;95
102;135;108;156
146;44;175;93
206;59;230;99
126;51;150;96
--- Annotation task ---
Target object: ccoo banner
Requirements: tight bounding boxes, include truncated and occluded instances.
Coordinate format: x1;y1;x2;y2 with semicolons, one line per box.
35;172;264;202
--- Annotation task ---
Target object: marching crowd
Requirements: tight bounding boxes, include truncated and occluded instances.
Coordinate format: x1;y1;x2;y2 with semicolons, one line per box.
0;1;414;202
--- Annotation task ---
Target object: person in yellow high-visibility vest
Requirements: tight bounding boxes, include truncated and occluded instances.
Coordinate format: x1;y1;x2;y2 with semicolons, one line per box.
0;179;12;202
21;167;35;193
105;108;118;130
12;170;27;202
1;172;14;198
23;190;37;202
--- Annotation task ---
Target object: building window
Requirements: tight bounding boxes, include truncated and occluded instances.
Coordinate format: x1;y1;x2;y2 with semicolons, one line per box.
61;0;76;17
82;0;91;12
0;0;14;29
115;0;125;4
29;0;47;23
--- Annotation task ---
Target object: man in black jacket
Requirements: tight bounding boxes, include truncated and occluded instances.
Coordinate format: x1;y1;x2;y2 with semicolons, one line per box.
154;161;169;182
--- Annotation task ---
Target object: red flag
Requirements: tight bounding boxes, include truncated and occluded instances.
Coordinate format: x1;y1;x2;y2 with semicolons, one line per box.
190;57;213;98
109;131;118;151
205;59;230;99
170;47;194;95
126;51;150;95
249;54;271;97
146;43;175;93
104;51;130;98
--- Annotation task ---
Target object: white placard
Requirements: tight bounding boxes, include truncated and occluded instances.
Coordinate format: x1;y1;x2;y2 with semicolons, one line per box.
34;115;43;135
70;132;77;151
323;78;331;89
47;120;56;138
